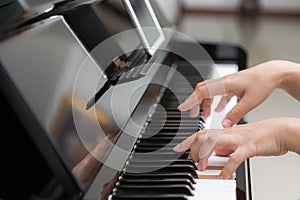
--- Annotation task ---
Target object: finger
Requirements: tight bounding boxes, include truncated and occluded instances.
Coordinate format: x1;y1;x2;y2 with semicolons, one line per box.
178;79;226;111
198;149;213;170
188;134;205;161
218;148;248;179
190;129;222;161
197;129;225;158
173;133;197;152
202;98;213;118
222;97;251;128
208;132;237;158
190;105;200;118
187;130;208;161
214;131;237;148
178;92;199;112
197;156;209;171
215;95;233;112
199;79;227;96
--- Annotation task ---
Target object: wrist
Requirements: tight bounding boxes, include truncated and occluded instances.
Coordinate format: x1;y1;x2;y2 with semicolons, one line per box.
255;60;286;90
262;60;289;89
280;118;300;154
269;60;300;90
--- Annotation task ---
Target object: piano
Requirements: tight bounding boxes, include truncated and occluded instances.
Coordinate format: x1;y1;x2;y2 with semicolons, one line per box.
0;0;251;199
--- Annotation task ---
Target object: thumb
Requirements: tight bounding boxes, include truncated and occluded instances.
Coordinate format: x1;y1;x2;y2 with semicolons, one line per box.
222;98;250;128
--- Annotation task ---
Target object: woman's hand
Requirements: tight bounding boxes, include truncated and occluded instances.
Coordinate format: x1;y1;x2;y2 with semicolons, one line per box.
173;118;300;179
178;60;295;127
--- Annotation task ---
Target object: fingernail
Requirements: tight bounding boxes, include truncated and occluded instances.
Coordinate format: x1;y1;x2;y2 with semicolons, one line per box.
177;105;182;111
215;107;221;112
217;176;224;180
222;119;232;127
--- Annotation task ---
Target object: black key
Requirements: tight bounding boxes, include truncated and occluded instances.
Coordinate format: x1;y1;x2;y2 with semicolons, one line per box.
152;115;194;120
130;152;189;160
134;146;190;153
142;132;193;138
199;116;206;123
146;127;198;133
155;111;188;115
134;144;186;152
136;143;178;148
124;165;197;178
119;178;195;190
122;172;196;184
138;137;187;144
137;140;181;147
152;112;190;117
134;146;176;152
149;119;199;124
148;123;198;128
128;159;197;170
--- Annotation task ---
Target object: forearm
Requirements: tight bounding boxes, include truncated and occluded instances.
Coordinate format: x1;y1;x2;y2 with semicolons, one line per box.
275;60;300;101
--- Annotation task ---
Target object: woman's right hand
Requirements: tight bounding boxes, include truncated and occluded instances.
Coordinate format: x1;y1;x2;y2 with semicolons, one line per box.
178;60;286;127
174;117;300;179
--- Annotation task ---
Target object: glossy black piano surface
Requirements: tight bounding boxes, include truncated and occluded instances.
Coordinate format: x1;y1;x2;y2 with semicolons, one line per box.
0;0;250;200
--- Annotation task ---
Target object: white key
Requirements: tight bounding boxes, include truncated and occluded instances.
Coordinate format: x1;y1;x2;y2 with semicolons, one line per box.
188;179;236;200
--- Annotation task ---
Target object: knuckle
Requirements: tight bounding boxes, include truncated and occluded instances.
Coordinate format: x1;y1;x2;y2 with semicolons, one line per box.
229;108;242;121
192;132;205;147
196;82;203;89
223;75;236;94
196;130;206;138
196;97;202;105
223;74;234;86
206;134;215;144
190;91;201;105
196;81;206;91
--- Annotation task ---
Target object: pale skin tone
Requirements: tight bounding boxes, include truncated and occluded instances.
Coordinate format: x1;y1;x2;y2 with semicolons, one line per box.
173;60;300;179
72;134;115;190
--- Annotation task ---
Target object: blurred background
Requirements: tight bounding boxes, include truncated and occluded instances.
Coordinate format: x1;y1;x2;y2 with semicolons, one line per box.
158;0;300;199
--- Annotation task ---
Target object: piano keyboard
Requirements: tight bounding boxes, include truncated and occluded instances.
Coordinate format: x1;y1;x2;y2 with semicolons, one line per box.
109;73;237;200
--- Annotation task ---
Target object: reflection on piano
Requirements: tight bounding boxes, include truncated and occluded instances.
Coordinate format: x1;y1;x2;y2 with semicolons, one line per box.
0;0;251;200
